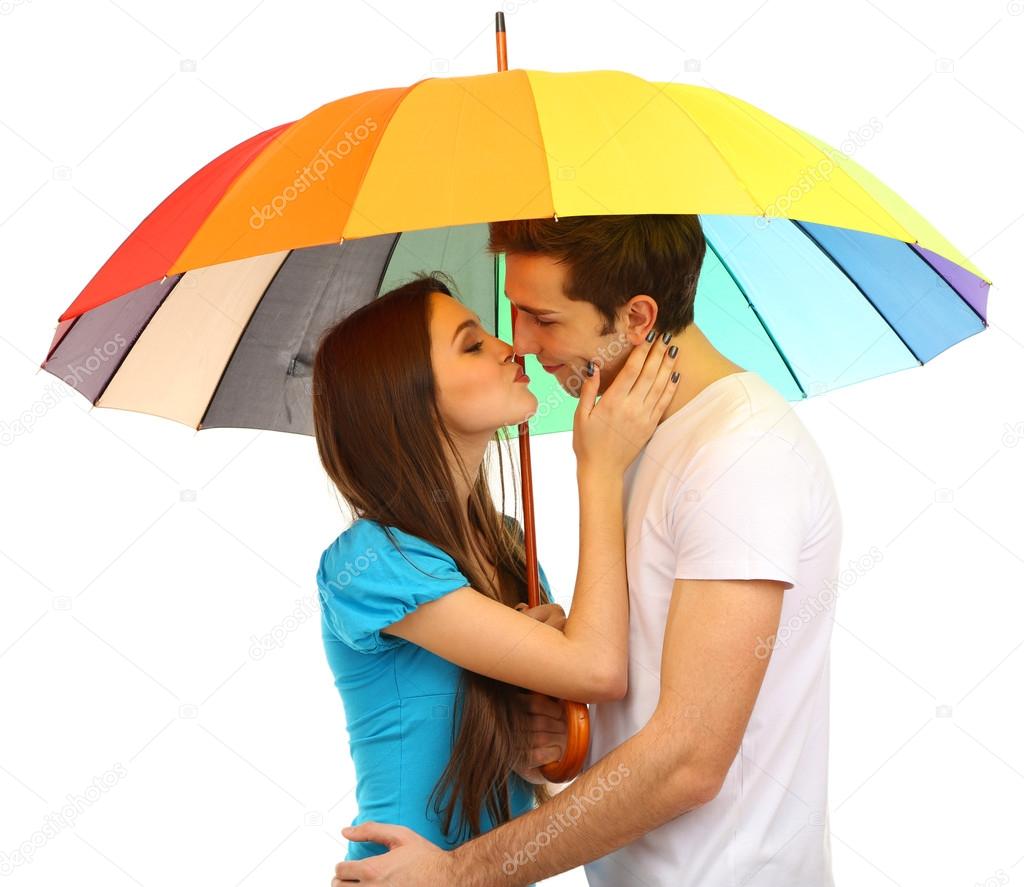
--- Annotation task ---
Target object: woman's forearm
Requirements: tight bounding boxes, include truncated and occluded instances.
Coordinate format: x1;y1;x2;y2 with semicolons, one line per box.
561;464;628;694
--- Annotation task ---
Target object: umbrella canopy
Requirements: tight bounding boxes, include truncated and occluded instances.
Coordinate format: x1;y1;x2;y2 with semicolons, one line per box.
42;68;992;437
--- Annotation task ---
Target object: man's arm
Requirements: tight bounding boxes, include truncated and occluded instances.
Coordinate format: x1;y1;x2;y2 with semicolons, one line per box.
444;575;786;886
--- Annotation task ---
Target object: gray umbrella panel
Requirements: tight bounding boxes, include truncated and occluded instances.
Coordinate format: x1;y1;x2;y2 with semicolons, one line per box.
43;223;496;436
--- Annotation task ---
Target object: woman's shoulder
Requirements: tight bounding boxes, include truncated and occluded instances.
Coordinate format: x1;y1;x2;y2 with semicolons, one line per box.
317;519;470;654
317;519;468;599
321;518;451;567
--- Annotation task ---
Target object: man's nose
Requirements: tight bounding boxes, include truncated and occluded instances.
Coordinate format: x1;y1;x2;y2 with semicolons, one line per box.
511;311;539;356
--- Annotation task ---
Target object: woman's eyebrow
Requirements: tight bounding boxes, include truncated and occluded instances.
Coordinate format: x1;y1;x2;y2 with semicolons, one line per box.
451;317;481;345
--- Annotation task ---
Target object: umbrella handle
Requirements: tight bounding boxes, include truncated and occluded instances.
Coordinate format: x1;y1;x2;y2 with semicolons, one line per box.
540;700;591;782
498;11;590;785
510;308;591;784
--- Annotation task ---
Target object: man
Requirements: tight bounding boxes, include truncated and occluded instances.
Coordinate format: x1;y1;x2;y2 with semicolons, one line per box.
333;214;843;886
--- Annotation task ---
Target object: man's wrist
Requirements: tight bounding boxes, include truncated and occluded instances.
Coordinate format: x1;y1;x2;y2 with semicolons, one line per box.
444;844;471;885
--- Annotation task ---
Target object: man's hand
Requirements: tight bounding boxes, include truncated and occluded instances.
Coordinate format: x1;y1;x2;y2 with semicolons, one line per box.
512;690;569;784
510;602;569;784
333;823;452;886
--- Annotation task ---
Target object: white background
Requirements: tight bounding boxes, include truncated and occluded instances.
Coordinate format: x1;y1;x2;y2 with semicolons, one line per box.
2;1;1023;885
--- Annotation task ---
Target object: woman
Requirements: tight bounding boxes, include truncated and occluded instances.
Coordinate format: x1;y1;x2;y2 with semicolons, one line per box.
312;271;680;863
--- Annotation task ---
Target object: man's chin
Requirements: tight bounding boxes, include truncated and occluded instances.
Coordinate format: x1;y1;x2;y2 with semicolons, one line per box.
542;362;587;398
553;374;584;399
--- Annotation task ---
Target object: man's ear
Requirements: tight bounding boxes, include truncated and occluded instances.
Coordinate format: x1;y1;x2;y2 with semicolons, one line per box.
623;295;659;344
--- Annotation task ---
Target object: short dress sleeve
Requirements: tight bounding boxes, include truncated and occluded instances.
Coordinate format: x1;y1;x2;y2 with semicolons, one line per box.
317;521;471;654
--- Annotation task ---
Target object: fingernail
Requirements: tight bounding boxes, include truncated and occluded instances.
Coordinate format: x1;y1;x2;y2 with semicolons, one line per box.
662;331;672;345
671;371;680;383
645;329;657;343
585;360;594;377
668;345;678;358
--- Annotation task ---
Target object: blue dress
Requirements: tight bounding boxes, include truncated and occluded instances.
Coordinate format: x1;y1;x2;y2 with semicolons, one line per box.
317;514;553;865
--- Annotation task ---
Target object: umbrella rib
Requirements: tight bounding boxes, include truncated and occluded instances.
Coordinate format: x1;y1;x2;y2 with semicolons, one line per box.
89;275;185;408
43;316;81;366
196;251;294;431
520;72;558;216
661;89;766;217
903;240;989;328
702;233;806;399
337;79;432;240
791;220;923;366
788;125;914;245
373;233;403;297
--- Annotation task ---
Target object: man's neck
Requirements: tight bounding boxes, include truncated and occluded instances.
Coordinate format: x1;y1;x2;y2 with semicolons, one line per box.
658;323;747;425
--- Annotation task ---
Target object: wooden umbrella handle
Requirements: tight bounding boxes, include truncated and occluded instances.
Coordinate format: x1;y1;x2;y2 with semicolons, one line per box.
510;302;591;783
497;11;590;783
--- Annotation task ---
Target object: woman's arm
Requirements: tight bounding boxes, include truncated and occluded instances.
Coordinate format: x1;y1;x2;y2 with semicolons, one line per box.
380;469;628;704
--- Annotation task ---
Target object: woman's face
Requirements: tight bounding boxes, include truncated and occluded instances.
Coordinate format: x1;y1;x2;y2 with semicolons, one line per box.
429;291;538;436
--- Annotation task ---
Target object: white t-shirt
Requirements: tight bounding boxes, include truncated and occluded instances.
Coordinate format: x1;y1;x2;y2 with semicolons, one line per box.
582;371;842;887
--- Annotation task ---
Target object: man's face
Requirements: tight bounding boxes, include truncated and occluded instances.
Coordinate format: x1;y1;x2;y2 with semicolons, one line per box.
504;252;641;397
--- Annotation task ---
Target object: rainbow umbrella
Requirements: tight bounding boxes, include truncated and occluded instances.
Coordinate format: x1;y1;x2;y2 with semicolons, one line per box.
40;14;992;783
42;71;991;436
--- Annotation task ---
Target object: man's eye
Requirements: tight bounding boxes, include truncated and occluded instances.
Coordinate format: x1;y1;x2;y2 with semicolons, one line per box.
534;316;554;326
467;340;484;352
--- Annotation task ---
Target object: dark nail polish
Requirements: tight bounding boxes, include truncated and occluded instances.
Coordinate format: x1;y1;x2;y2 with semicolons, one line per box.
671;371;680;383
668;345;678;358
645;330;657;343
662;331;672;345
585;360;594;377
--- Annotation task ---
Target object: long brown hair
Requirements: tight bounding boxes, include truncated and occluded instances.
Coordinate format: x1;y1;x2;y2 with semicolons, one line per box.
311;271;553;844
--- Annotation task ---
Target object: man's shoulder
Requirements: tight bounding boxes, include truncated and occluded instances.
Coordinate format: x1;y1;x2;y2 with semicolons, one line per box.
652;371;828;477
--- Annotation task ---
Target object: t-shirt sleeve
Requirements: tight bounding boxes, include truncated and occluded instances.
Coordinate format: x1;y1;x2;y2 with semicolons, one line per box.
668;430;811;588
317;524;471;654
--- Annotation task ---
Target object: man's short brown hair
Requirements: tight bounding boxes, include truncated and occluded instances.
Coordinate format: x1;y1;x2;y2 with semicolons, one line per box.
487;214;707;335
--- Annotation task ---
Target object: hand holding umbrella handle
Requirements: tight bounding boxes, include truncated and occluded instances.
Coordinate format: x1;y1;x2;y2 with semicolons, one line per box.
539;699;590;782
